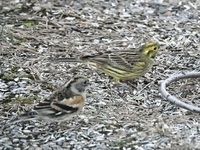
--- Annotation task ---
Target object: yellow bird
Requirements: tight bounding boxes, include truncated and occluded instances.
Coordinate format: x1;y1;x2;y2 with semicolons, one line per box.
52;42;159;83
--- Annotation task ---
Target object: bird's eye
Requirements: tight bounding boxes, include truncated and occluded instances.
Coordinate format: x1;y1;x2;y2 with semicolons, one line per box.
153;47;157;50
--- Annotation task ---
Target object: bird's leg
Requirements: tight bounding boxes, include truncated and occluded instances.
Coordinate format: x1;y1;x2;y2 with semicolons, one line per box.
114;78;121;85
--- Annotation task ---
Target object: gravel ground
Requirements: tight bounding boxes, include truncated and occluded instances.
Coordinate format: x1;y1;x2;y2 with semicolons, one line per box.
0;0;200;149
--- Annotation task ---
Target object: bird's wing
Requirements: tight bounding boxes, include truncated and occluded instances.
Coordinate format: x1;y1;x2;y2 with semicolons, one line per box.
109;51;141;69
33;99;56;115
82;51;141;70
51;102;79;114
34;99;79;117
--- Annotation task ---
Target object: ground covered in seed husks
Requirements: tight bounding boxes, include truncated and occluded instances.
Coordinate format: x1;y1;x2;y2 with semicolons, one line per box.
0;0;200;149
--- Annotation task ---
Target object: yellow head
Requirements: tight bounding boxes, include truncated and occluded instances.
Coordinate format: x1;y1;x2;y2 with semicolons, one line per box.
140;42;159;60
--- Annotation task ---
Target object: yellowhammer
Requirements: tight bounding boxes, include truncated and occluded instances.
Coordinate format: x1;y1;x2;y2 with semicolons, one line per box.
51;42;159;83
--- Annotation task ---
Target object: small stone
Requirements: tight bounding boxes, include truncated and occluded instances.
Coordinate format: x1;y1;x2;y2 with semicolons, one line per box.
4;92;12;98
13;138;19;143
0;92;4;100
169;0;179;5
0;82;8;89
0;137;9;143
33;6;42;12
87;144;96;148
0;68;4;76
18;81;27;88
12;88;29;94
55;137;65;145
14;77;20;82
18;135;29;139
7;81;17;86
23;130;31;134
96;135;105;141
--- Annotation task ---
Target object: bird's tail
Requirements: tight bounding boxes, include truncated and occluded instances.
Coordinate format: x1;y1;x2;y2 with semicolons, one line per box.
50;57;81;63
8;111;38;124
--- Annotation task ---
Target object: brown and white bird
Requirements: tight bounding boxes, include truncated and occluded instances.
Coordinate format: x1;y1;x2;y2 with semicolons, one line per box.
17;76;89;123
